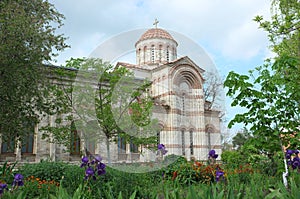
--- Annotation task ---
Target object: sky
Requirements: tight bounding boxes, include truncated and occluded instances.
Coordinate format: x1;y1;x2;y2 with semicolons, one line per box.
48;0;273;137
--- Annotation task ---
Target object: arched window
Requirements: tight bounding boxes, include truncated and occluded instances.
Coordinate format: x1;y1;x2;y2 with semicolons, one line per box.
138;48;141;65
190;130;194;155
206;125;214;151
166;46;169;62
70;121;81;155
151;45;155;63
143;46;147;64
159;45;162;62
173;47;177;59
181;129;185;155
157;130;160;145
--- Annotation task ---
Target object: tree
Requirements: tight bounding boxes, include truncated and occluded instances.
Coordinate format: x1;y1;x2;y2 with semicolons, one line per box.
224;0;299;187
0;0;68;147
224;0;299;153
56;58;158;164
203;71;224;111
232;128;252;150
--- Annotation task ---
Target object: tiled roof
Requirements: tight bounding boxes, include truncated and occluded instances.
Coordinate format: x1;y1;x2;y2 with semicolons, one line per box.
116;62;136;68
136;28;176;43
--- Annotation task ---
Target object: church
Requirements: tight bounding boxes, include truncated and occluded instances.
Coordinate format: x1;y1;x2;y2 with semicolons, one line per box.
0;26;222;163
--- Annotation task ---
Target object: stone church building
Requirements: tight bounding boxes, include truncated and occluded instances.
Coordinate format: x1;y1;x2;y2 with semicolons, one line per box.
0;27;222;163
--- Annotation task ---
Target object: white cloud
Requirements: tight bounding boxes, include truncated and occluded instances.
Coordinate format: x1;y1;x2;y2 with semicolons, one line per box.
49;0;272;64
221;20;268;59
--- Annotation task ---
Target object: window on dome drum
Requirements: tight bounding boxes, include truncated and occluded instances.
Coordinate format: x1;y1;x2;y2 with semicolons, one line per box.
151;45;155;63
159;45;162;61
143;46;147;64
190;130;194;155
181;130;185;155
166;47;169;62
138;48;141;65
70;121;81;155
118;135;126;153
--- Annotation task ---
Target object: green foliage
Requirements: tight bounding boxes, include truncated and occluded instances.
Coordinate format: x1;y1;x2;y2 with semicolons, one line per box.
20;176;59;199
59;58;158;163
17;160;70;182
3;159;300;198
0;161;17;184
221;150;243;167
0;0;68;143
224;0;300;156
231;128;252;150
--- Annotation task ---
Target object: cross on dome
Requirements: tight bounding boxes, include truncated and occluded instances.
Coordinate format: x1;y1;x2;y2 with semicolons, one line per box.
153;18;159;28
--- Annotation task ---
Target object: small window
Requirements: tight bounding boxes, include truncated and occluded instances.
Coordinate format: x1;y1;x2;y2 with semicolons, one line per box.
143;46;147;64
166;46;169;62
159;45;162;61
157;131;160;145
138;48;141;65
151;45;155;63
181;130;185;155
190;130;193;155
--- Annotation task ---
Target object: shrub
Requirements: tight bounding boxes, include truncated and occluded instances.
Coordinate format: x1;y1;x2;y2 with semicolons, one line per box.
17;160;69;182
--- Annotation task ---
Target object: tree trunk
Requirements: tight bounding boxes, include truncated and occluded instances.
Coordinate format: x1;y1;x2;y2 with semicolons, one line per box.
106;137;111;165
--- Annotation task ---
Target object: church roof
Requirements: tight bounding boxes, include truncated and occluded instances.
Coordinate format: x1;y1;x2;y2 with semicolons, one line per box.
136;28;177;45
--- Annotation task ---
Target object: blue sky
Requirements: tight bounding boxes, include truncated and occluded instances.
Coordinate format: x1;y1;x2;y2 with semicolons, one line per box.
48;0;273;137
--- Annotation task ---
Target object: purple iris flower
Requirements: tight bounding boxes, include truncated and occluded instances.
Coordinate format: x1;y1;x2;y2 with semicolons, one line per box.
97;163;106;176
85;167;96;180
80;155;106;180
216;170;224;182
292;156;300;169
286;149;294;155
285;149;300;170
94;156;102;162
157;144;168;155
81;156;89;168
209;150;218;159
158;144;165;150
0;183;8;195
12;173;24;187
91;156;103;164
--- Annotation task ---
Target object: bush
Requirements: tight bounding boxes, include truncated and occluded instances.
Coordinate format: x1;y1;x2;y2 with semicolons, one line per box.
17;160;69;182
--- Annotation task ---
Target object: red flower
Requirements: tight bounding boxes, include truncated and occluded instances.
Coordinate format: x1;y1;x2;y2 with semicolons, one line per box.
172;171;178;180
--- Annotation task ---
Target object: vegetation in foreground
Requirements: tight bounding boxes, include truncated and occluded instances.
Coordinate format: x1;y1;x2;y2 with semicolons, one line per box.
0;148;299;199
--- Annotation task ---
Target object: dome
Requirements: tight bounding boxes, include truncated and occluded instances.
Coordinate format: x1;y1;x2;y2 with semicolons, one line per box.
135;28;177;46
135;27;178;66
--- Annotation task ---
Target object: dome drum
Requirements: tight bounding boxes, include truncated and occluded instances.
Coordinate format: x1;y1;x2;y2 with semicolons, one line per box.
136;28;178;66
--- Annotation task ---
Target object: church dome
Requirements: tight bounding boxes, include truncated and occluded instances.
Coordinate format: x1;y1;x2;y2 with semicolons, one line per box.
136;28;177;46
135;27;178;66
